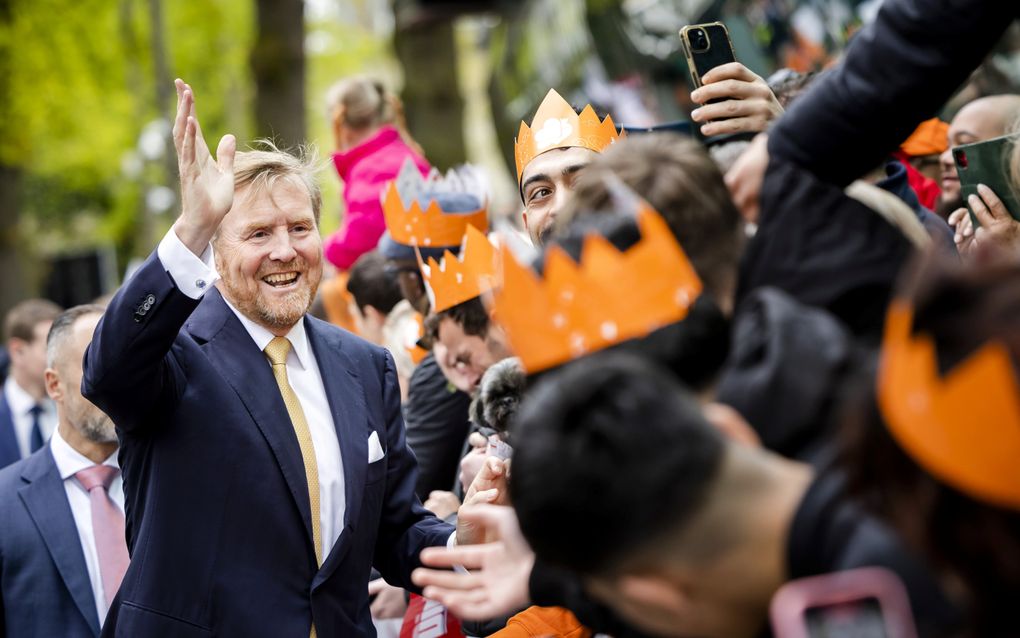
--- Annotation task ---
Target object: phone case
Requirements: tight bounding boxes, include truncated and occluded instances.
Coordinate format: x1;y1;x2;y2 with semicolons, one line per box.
953;133;1020;225
679;22;737;91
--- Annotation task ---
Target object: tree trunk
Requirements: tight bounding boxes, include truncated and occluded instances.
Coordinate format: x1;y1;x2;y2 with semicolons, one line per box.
0;0;30;317
394;17;466;170
250;0;305;150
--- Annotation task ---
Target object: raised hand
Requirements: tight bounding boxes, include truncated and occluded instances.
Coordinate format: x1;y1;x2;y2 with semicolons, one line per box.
171;79;237;256
690;62;784;137
413;505;533;621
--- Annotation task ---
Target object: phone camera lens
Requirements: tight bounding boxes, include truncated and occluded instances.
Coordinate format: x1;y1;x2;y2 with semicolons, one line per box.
690;28;708;51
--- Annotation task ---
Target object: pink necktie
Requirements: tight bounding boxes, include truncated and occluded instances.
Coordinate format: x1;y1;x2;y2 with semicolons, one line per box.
75;465;129;607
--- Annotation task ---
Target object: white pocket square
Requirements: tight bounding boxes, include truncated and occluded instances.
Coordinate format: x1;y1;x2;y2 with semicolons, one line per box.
367;431;385;463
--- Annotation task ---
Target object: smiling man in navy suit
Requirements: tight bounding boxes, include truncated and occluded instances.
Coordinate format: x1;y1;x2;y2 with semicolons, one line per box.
82;80;454;637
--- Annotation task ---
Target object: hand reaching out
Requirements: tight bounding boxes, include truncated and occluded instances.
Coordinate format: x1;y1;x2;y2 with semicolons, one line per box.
457;457;509;546
171;78;237;256
413;504;534;621
725;133;770;223
690;63;783;137
424;490;461;520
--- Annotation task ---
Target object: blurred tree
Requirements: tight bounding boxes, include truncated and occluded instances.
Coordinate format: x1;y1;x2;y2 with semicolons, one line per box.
251;0;305;150
0;0;29;315
393;2;466;169
0;0;253;316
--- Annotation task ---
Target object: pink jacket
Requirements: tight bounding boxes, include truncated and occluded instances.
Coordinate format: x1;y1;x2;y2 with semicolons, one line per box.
324;125;430;270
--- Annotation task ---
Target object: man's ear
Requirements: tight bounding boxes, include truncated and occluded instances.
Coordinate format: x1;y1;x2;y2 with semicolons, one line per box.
703;403;762;448
603;572;694;625
44;368;62;402
521;211;529;231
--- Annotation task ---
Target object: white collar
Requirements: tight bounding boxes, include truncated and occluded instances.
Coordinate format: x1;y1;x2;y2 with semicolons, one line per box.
4;376;50;417
221;297;313;370
49;427;119;482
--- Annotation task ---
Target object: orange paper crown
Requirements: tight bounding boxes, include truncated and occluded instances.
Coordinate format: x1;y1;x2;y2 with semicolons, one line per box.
382;160;489;248
877;300;1020;510
514;89;624;182
492;203;703;373
419;225;498;313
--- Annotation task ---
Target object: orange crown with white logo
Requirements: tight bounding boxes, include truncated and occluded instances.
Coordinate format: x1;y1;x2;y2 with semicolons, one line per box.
491;200;703;373
419;225;498;313
382;159;489;248
514;89;624;182
877;300;1020;510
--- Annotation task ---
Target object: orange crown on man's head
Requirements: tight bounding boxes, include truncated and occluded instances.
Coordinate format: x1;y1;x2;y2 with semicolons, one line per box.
877;300;1020;510
514;89;624;182
382;159;489;248
419;225;498;314
492;201;703;373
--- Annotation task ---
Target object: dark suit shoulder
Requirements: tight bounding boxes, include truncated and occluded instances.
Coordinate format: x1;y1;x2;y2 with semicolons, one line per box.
0;448;52;491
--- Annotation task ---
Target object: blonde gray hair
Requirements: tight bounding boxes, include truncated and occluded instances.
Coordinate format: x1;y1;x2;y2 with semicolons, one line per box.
232;140;323;224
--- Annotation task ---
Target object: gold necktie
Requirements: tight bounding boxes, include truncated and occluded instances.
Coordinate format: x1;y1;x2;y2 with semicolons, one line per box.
265;337;321;637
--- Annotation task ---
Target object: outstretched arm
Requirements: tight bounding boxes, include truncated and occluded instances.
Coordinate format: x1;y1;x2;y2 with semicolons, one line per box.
768;0;1016;187
82;80;237;432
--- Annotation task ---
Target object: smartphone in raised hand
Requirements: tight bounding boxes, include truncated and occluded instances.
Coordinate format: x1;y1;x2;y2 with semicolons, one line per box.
679;22;737;94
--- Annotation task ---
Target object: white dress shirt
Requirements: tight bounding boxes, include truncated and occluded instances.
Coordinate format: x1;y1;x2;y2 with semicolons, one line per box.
49;428;124;625
157;229;346;560
4;376;57;459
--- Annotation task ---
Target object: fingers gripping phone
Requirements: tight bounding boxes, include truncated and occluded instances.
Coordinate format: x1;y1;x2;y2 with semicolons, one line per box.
952;132;1020;226
679;22;737;94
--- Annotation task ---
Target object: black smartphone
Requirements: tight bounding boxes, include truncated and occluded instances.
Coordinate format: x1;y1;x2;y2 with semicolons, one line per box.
952;133;1020;226
679;22;737;94
770;568;918;638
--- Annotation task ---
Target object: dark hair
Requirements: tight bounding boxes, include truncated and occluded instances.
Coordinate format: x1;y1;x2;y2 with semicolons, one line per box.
539;210;731;391
4;298;63;343
46;304;105;368
555;133;744;301
423;296;491;344
347;251;404;314
839;255;1020;633
510;353;725;576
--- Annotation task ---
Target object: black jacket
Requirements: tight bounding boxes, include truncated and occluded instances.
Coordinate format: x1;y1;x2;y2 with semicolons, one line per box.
769;0;1019;186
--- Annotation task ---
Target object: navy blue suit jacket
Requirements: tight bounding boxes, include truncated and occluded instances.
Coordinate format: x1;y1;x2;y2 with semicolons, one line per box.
0;394;22;470
0;445;102;637
82;253;453;637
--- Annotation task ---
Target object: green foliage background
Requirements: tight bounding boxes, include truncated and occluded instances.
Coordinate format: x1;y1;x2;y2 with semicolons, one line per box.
1;0;395;282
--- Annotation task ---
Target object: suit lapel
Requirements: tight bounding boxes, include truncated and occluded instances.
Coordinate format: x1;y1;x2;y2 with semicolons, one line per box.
186;289;317;565
307;319;369;586
19;448;101;636
0;395;22;467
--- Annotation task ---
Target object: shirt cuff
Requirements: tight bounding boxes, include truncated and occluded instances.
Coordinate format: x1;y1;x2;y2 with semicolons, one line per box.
446;530;457;549
156;227;219;299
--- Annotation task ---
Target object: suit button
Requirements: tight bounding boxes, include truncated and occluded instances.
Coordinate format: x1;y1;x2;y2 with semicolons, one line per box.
145;294;156;305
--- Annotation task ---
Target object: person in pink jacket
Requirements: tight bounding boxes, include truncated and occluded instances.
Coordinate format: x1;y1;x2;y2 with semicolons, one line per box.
324;76;430;271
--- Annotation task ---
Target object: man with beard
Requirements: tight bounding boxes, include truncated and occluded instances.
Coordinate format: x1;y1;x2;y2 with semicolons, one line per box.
0;304;124;637
81;80;453;637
